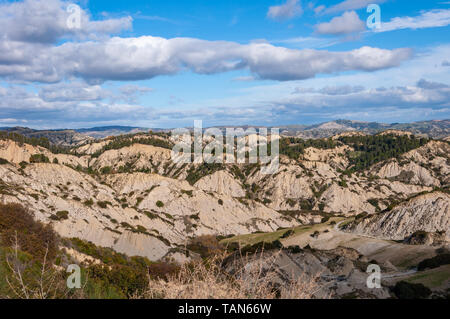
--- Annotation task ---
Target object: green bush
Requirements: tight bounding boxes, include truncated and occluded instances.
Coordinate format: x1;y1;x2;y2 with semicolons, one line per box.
49;211;69;221
417;254;450;271
281;230;294;239
100;166;112;174
0;203;58;261
83;199;94;207
97;201;110;209
29;154;50;163
156;201;164;208
393;281;431;299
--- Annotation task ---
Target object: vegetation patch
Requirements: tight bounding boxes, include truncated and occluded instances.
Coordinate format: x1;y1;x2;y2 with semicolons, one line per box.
392;281;431;299
30;154;50;163
50;211;69;221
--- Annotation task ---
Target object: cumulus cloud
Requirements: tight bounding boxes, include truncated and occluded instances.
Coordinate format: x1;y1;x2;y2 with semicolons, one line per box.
0;0;132;44
267;0;303;21
376;9;450;33
0;35;413;83
39;82;107;102
315;11;366;35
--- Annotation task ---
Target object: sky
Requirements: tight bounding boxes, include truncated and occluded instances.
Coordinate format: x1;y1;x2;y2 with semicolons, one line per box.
0;0;449;129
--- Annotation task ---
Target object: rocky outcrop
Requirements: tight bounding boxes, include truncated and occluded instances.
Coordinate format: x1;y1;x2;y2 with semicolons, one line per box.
194;171;245;198
318;183;376;215
374;160;440;187
0;139;89;167
348;192;450;242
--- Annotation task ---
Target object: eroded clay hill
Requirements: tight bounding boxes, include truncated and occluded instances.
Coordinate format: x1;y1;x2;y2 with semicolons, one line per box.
0;131;449;261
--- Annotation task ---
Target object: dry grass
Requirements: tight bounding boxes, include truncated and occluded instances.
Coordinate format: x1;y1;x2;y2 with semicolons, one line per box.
141;250;322;299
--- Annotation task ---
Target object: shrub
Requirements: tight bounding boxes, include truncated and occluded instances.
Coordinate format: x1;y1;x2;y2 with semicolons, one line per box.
156;201;164;208
310;231;320;238
0;203;58;261
143;211;158;220
417;254;450;271
136;225;148;234
100;166;112;174
281;230;294;239
49;211;69;221
393;281;431;299
241;240;283;255
181;190;193;197
0;158;9;165
97;201;110;209
187;235;224;258
218;199;224;206
52;158;59;164
147;262;180;280
287;245;303;254
29;154;50;163
83;199;94;207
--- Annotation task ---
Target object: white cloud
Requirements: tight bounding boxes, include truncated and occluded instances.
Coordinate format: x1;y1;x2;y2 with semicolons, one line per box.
314;5;325;14
0;36;412;83
315;11;366;35
0;0;132;44
267;0;303;21
39;82;107;102
376;9;450;33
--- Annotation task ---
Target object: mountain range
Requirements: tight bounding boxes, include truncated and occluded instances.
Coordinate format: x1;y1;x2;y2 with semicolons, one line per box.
1;119;448;147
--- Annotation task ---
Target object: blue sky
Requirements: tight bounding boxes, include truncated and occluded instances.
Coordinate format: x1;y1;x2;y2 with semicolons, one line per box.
0;0;449;128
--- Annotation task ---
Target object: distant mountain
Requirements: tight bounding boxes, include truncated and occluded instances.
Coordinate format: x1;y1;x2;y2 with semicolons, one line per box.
0;126;152;146
0;127;88;146
0;120;448;146
74;126;150;139
279;119;450;139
